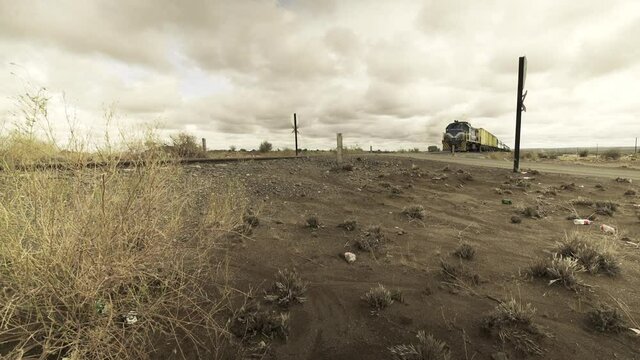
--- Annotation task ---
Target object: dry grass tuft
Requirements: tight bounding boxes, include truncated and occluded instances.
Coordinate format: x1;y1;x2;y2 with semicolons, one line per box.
305;216;321;229
571;197;594;206
364;284;397;310
389;331;451;360
337;219;357;231
230;302;290;341
440;260;480;287
453;242;476;260
587;304;626;333
556;232;621;276
355;225;386;252
481;298;549;355
595;201;618;216
402;205;426;220
528;255;584;290
264;269;309;307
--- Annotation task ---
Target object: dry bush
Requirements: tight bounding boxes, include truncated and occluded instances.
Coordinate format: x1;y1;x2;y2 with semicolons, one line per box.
587;304;626;333
511;215;522;224
264;269;308;307
602;149;621;160
337;219;357;231
402;205;426;220
355;225;385;252
625;189;637;196
389;331;451;360
440;260;479;287
0;133;62;168
528;255;584;290
520;206;542;218
305;216;320;229
578;149;589;157
571;197;594;206
364;284;396;310
341;163;354;171
481;298;549;355
230;302;290;341
0;147;246;359
453;242;475;260
169;132;205;158
555;232;620;276
595;201;618;216
258;141;273;153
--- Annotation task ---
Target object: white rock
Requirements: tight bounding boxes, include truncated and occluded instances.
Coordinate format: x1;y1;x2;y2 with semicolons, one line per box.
344;252;356;264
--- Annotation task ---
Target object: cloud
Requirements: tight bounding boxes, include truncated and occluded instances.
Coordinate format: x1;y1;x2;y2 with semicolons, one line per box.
0;0;638;150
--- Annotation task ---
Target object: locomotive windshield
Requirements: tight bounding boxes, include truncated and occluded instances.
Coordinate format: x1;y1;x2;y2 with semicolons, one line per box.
446;122;467;135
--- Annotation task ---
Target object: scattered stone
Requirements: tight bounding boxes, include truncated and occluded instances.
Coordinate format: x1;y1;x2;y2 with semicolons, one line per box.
616;177;632;183
625;189;637;196
511;215;522;224
343;252;357;264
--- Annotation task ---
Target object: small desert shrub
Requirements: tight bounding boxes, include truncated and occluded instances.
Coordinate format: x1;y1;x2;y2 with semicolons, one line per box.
453;242;475;260
595;201;618;216
169;131;204;158
230;302;290;341
390;185;403;194
341;163;354;171
521;206;541;218
305;216;320;229
571;197;594;206
555;232;620;276
440;260;479;286
402;204;426;220
602;149;621;160
243;212;260;227
264;268;308;307
625;189;637;196
528;255;584;290
355;225;385;252
511;215;522;224
587;304;626;333
389;331;451;360
258;140;273;153
481;298;548;355
364;284;395;310
338;219;357;231
578;149;589;157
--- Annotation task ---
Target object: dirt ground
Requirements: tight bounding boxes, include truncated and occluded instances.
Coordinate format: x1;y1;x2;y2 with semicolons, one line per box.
187;155;640;359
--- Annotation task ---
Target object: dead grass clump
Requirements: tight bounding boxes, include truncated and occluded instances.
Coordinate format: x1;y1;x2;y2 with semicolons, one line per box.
528;255;584;290
264;268;308;307
0;153;246;358
560;182;576;190
305;216;320;229
625;189;637;196
243;212;260;228
453;242;475;260
440;260;480;286
355;225;386;252
602;149;621;160
555;232;621;276
402;204;426;220
511;215;522;224
595;201;618;216
481;298;549;355
338;219;357;231
571;197;594;206
520;206;542;218
587;304;626;333
364;284;396;310
389;331;451;360
390;185;403;194
341;163;354;171
230;302;290;341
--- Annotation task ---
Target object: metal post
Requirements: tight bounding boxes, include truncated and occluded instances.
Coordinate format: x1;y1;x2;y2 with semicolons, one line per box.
370;145;372;153
513;56;527;173
336;133;343;163
635;137;638;154
293;113;299;156
202;138;207;152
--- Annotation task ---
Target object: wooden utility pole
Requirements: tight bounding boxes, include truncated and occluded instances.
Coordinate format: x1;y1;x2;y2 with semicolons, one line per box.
336;133;343;163
513;56;527;173
293;113;299;156
635;137;638;154
202;138;207;152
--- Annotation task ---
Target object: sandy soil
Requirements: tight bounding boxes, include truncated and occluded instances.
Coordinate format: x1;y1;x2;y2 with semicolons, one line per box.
186;155;640;359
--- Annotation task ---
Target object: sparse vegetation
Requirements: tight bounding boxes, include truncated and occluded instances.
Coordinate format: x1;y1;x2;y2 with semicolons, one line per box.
170;131;205;158
355;225;386;252
453;242;475;260
587;304;626;333
602;149;621;160
595;201;618;216
511;215;522;224
578;149;589;157
341;163;354;171
389;331;451;360
555;232;620;276
305;216;320;229
481;298;549;355
440;260;480;286
338;219;357;231
528;255;584;290
230;302;290;341
521;206;542;218
625;189;637;196
259;140;273;153
364;284;396;310
402;204;426;220
264;268;309;307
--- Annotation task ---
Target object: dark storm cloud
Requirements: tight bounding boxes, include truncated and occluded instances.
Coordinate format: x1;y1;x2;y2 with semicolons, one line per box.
0;0;638;149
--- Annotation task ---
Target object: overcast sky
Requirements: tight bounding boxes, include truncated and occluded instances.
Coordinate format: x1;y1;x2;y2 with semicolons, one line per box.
1;0;639;150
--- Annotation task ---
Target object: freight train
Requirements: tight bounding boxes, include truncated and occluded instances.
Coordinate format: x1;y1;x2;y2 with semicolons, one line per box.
442;120;510;152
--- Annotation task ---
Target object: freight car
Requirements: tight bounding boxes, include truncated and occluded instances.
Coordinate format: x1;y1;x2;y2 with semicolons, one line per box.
442;120;510;152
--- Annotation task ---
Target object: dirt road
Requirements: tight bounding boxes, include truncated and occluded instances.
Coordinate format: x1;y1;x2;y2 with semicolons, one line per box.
387;152;640;181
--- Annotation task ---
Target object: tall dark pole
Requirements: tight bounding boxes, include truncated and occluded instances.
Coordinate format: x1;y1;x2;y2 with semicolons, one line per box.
513;56;527;173
294;113;299;156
